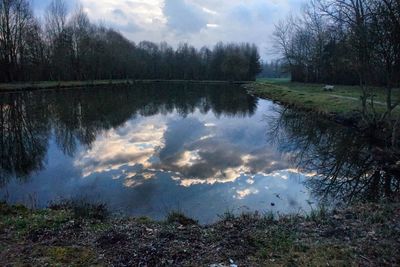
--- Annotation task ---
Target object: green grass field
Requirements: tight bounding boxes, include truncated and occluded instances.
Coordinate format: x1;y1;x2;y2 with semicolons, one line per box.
257;77;291;84
250;79;400;118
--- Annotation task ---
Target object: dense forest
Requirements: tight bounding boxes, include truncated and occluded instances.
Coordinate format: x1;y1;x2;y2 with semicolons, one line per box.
274;0;400;87
0;0;262;82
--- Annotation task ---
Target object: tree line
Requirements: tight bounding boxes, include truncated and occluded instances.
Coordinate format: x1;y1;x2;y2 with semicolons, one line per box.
274;0;400;88
0;0;262;83
274;0;400;149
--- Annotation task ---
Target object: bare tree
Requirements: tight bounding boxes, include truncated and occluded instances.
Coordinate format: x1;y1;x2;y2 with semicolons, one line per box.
369;0;400;146
69;6;91;80
44;0;67;42
0;0;37;81
44;0;72;80
273;18;295;68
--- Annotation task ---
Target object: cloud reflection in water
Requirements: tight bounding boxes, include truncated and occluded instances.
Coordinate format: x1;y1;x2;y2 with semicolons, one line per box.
73;107;314;212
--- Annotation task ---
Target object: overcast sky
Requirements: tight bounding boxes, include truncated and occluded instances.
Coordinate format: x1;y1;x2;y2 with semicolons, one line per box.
33;0;307;60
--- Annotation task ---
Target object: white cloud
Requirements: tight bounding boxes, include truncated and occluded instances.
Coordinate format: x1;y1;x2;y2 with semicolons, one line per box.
235;188;259;199
68;0;307;59
74;116;166;178
163;0;208;34
206;23;219;28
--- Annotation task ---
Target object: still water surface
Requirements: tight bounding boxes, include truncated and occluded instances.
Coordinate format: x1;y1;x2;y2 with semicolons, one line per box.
0;83;389;223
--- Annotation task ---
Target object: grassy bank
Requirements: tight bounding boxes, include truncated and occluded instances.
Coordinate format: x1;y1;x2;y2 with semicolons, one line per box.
0;80;131;92
247;79;400;123
1;201;399;266
0;79;249;92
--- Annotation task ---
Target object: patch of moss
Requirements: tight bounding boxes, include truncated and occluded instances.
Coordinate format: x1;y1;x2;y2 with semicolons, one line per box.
88;222;112;232
136;216;153;224
252;226;353;266
253;226;296;258
0;202;28;215
288;245;355;266
45;246;97;265
0;205;72;238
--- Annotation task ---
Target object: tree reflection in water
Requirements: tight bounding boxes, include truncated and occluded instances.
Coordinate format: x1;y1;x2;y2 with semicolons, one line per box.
0;93;50;186
0;83;258;186
267;107;400;203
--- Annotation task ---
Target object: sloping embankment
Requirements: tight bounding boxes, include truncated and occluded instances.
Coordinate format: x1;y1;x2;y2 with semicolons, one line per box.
1;202;399;266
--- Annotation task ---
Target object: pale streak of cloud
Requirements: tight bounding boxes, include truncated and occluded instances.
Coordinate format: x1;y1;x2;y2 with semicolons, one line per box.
235;188;259;200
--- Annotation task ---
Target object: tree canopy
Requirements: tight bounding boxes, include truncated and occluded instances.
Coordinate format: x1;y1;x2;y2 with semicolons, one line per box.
0;0;262;83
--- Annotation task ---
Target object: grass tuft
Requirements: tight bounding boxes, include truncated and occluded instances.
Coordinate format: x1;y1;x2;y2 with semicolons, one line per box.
49;199;109;221
217;208;236;221
307;205;328;223
166;211;198;225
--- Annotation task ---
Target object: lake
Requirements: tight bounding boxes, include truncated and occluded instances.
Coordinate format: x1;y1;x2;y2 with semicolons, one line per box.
0;83;391;223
